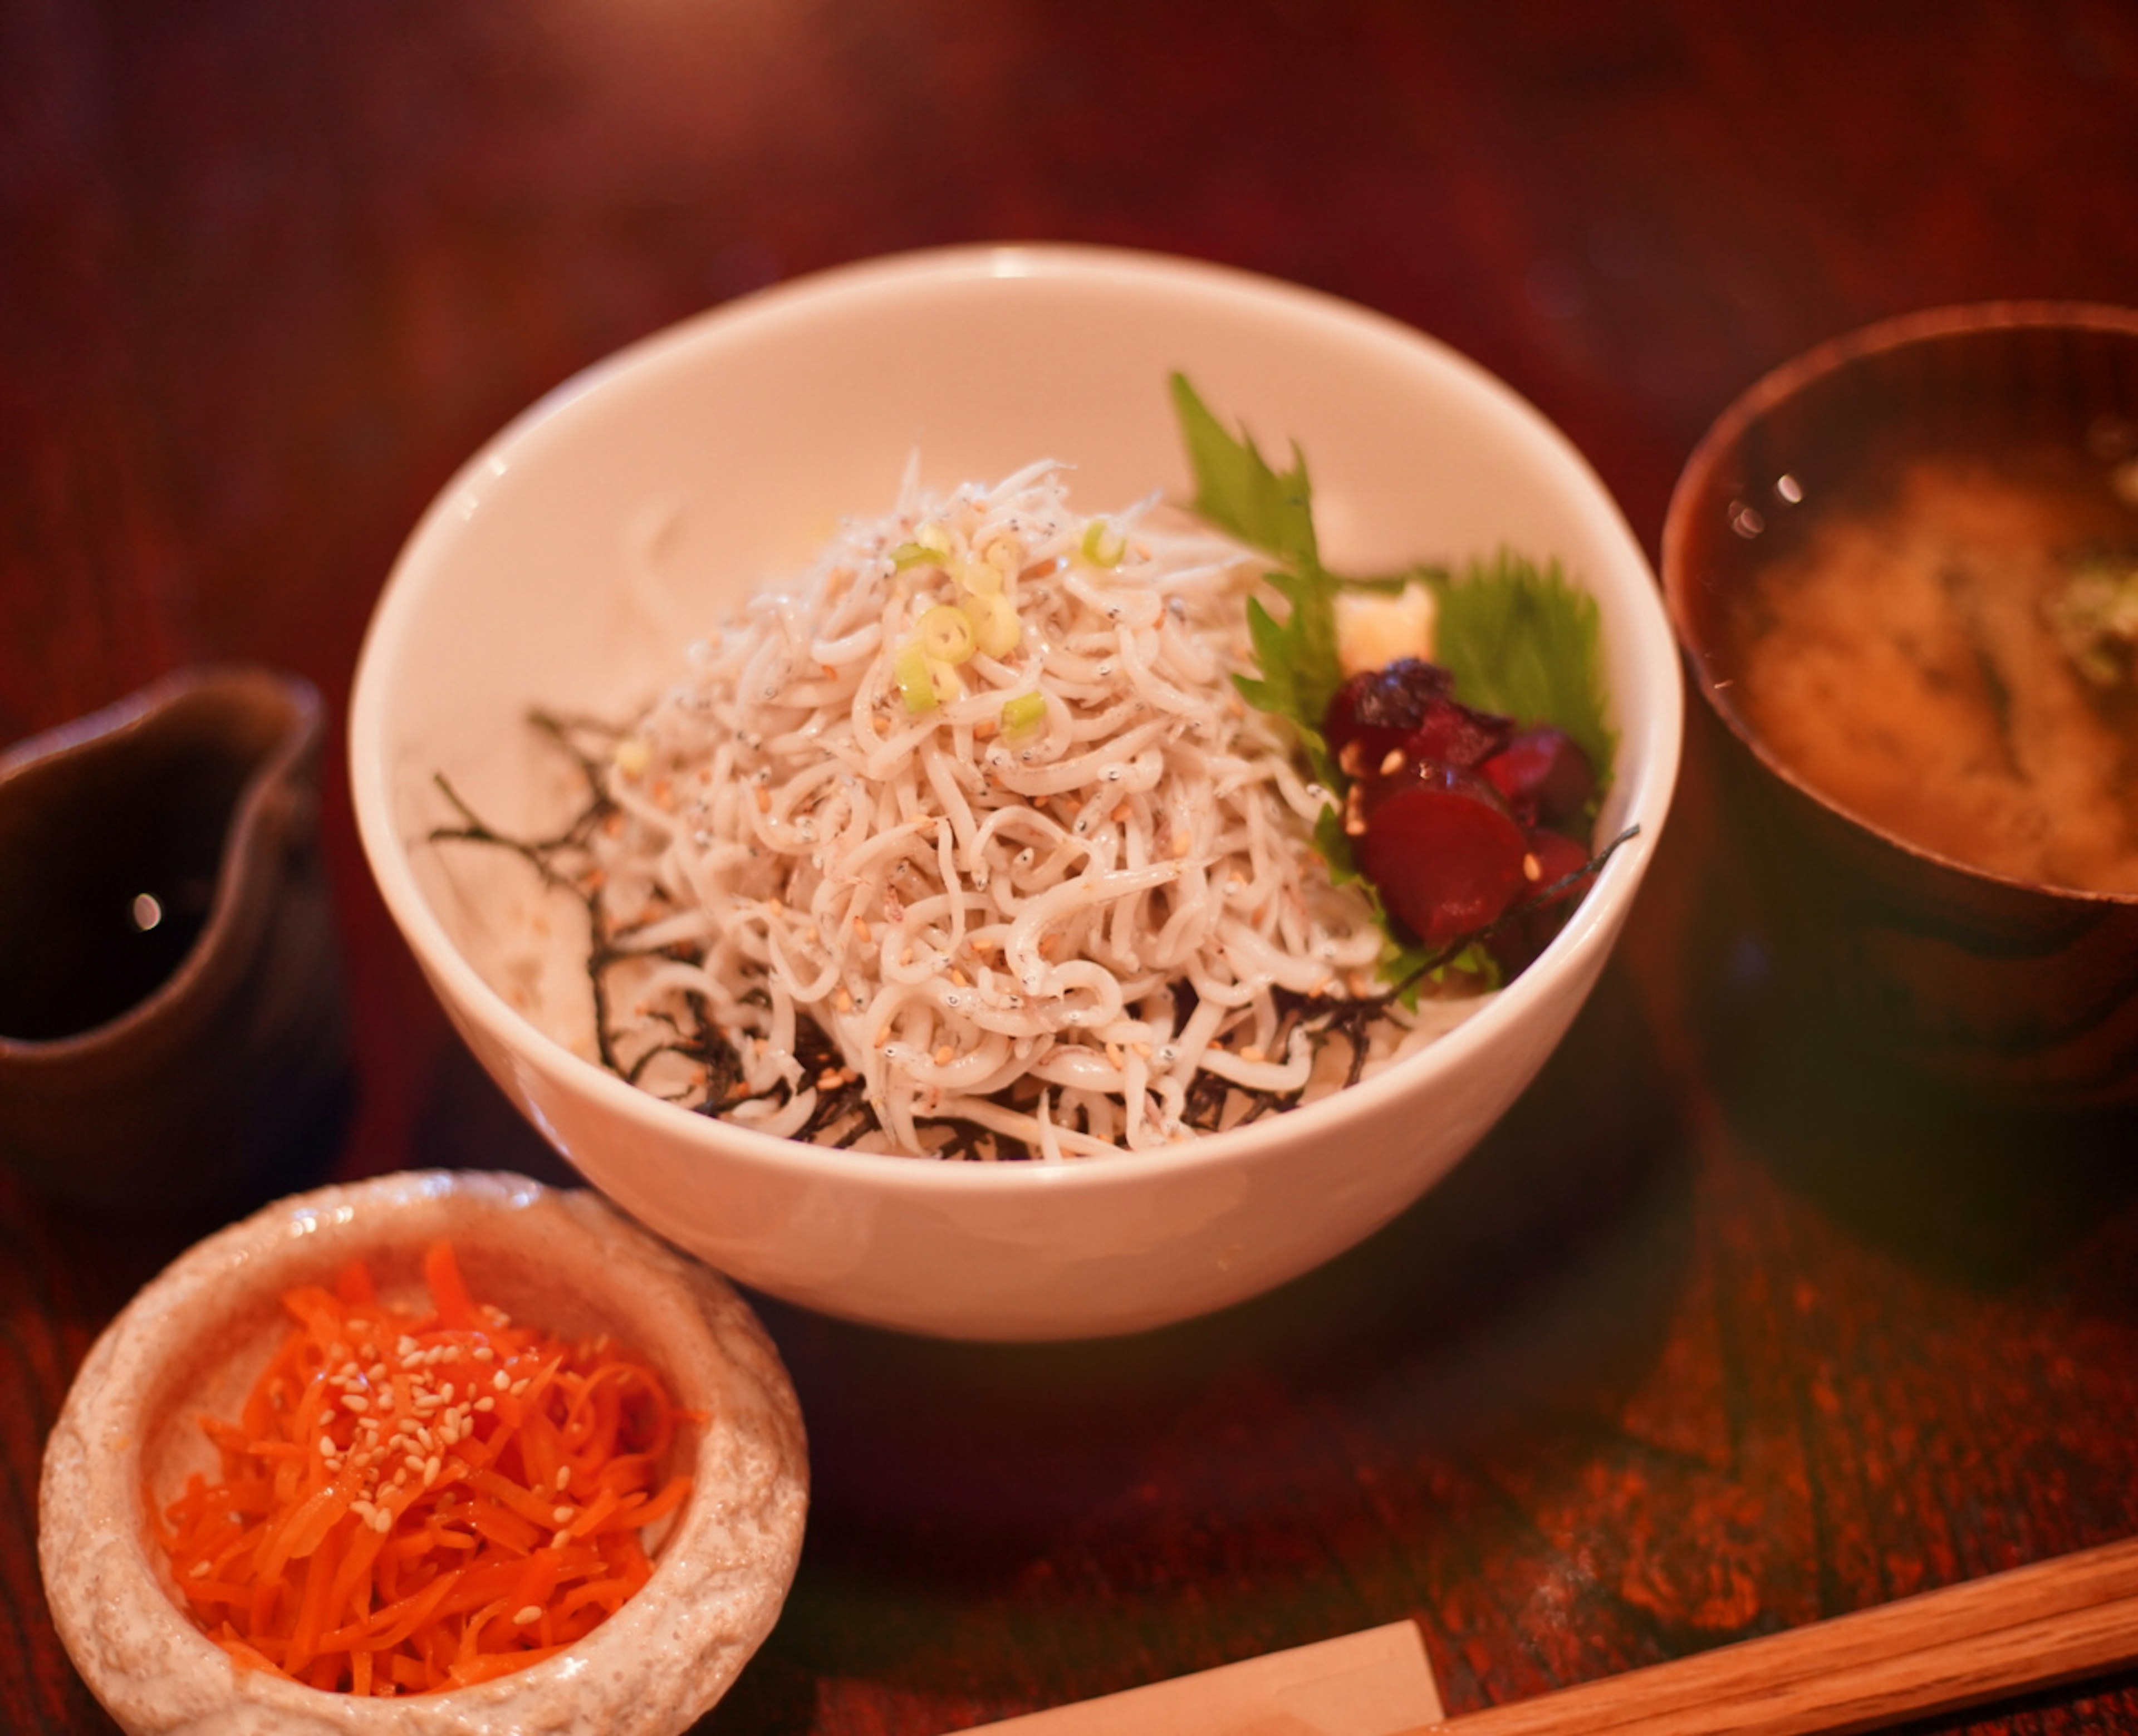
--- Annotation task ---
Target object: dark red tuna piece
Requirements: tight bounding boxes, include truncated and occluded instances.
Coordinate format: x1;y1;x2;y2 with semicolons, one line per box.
1354;763;1529;949
1485;827;1598;973
1479;727;1597;832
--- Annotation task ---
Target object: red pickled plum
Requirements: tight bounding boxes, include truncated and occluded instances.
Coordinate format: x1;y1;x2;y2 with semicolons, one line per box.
1326;659;1454;769
1328;660;1512;776
1404;697;1513;772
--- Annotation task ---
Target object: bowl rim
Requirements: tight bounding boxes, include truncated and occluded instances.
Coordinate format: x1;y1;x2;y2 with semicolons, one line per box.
1660;297;2138;907
351;242;1684;1193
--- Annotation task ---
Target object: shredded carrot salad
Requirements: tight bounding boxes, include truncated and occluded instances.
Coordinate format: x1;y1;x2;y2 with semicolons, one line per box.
151;1240;697;1696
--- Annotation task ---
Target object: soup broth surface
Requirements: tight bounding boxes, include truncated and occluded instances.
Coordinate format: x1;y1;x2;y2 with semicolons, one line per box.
1729;447;2138;893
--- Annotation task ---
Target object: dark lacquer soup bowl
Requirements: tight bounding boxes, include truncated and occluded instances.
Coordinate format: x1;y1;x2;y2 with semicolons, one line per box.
1663;302;2138;1105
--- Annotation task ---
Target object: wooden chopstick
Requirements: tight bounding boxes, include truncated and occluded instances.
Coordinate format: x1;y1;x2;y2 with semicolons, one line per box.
1417;1535;2138;1736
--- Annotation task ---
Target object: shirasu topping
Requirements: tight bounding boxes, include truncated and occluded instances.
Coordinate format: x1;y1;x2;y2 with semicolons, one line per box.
540;462;1452;1158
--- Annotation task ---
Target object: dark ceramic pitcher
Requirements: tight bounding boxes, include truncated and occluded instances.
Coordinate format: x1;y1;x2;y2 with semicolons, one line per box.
0;667;347;1209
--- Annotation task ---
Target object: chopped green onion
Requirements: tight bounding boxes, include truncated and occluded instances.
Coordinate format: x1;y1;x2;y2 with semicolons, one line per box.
1001;692;1047;737
1080;518;1126;568
963;591;1022;657
955;557;1003;596
918;522;953;554
918;604;978;664
893;643;938;714
889;542;941;571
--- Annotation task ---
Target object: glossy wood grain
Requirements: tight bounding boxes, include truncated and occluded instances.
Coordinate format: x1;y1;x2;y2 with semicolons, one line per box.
7;4;2138;1733
1425;1536;2138;1734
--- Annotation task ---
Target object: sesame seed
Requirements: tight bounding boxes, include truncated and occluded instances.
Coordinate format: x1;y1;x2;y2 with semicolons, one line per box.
342;1394;370;1413
474;1396;496;1413
472;1347;495;1364
1379;748;1406;774
1523;852;1541;881
553;1505;573;1525
511;1379;529;1397
189;1560;211;1579
514;1606;542;1626
555;1467;572;1492
933;1044;954;1067
493;1371;509;1392
372;1508;393;1533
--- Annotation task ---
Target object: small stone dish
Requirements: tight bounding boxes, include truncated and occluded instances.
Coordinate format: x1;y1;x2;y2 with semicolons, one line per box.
40;1170;809;1736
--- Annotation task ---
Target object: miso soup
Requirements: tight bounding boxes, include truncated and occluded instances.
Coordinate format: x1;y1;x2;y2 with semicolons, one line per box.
1728;448;2138;893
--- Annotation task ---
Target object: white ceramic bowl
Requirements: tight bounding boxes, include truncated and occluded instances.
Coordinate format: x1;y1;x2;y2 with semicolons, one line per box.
41;1170;808;1736
350;245;1682;1341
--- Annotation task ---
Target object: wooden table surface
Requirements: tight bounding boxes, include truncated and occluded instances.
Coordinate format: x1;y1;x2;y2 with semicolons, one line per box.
8;3;2138;1731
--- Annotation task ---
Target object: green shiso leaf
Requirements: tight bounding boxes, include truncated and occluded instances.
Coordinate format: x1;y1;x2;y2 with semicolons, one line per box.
1170;373;1348;784
1311;803;1360;884
1169;371;1320;571
1426;551;1615;781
